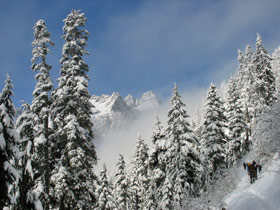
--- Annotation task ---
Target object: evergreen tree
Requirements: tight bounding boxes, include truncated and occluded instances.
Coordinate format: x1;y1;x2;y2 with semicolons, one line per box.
97;164;117;210
30;19;54;210
129;176;141;210
164;84;203;209
0;75;20;207
113;154;128;210
143;184;157;210
16;102;42;210
129;134;149;210
252;33;276;114
145;116;166;210
238;45;255;109
50;10;97;209
158;177;173;210
271;46;280;94
201;83;227;181
236;49;245;91
226;77;248;166
237;45;255;143
0;110;9;209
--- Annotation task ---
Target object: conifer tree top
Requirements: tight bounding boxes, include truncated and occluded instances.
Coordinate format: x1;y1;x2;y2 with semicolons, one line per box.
245;44;252;53
151;115;164;144
61;9;89;60
31;19;54;72
0;74;15;118
238;49;243;63
256;33;262;47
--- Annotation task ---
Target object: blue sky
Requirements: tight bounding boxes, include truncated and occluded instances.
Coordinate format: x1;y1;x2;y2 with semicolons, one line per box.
1;0;280;107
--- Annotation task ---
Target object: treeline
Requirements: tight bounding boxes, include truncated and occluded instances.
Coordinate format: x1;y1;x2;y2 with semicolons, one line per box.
0;9;279;210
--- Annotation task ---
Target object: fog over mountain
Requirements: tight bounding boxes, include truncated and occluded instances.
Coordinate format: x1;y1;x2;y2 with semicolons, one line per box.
91;90;160;139
92;88;207;174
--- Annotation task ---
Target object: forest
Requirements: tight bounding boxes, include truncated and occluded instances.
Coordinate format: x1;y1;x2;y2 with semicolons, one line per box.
0;9;280;210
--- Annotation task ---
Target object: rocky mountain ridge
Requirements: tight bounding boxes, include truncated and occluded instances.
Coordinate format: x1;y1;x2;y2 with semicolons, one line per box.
91;91;160;139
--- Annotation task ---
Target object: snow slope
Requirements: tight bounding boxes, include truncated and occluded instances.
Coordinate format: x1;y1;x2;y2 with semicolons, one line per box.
224;153;280;210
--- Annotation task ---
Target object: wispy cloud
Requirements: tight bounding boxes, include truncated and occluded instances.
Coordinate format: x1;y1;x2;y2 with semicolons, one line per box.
1;0;280;106
92;0;280;97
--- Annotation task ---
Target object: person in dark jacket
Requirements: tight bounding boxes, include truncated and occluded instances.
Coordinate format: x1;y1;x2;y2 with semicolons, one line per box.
247;162;256;183
243;162;247;170
256;163;262;173
252;160;258;179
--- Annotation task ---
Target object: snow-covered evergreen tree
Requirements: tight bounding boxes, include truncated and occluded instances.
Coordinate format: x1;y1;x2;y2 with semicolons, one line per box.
164;83;203;209
201;83;227;182
16;102;42;210
30;19;54;210
236;45;256;144
226;77;248;166
145;116;166;210
49;10;97;209
271;46;280;95
252;33;276;114
129;134;149;210
236;49;245;90
158;177;173;210
97;164;117;210
0;118;8;209
0;75;20;207
113;154;128;210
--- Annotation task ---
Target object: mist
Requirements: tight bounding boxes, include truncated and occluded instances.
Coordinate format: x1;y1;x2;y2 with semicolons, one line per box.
94;86;207;177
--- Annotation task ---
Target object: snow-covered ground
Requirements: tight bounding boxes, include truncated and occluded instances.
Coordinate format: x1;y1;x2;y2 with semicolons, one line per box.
223;153;280;210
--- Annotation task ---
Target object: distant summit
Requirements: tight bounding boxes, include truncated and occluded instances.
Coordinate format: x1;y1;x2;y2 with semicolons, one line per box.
91;91;160;139
137;90;160;111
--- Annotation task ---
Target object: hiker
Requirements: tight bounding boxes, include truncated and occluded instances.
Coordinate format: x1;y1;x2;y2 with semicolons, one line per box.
247;162;256;184
257;163;262;173
252;160;258;179
246;162;251;174
243;162;247;170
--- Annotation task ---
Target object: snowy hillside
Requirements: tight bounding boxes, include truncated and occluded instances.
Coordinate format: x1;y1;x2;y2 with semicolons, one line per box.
191;145;280;210
185;98;280;210
221;100;280;210
215;100;280;210
91;91;160;138
224;153;280;210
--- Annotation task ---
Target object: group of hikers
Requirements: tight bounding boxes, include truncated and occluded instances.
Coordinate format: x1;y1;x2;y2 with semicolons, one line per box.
219;161;262;209
243;160;262;184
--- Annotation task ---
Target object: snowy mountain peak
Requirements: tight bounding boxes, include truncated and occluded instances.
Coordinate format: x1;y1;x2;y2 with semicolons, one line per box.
124;94;137;108
91;91;160;138
138;90;160;111
105;92;129;112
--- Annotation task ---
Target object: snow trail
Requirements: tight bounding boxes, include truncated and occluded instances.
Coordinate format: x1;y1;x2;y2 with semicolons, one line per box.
224;154;280;210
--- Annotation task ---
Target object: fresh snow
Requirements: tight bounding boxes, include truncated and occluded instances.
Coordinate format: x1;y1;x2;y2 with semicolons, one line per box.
223;153;280;210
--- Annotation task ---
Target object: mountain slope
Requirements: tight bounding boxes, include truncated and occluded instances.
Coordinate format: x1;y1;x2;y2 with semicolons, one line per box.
188;100;280;210
222;99;280;210
224;153;280;210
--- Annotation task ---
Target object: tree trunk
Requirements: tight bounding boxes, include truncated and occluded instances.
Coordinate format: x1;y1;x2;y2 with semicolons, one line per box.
59;194;65;210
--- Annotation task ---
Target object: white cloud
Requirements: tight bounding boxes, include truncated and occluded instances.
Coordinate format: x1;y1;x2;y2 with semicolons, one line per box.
93;0;280;96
